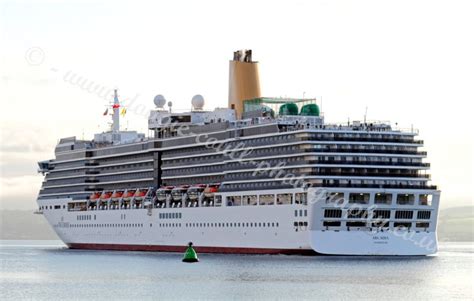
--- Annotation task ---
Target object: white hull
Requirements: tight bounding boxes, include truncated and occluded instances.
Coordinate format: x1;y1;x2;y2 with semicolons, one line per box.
37;188;440;255
310;230;437;255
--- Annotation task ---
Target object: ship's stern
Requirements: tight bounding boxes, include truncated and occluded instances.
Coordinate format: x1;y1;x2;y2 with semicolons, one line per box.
307;188;440;255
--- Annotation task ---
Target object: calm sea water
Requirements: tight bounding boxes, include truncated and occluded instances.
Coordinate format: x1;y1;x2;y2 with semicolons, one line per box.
0;241;473;300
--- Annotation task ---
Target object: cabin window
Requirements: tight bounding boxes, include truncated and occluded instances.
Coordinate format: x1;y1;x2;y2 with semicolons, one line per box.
372;210;390;220
214;196;222;207
259;194;274;205
324;209;342;218
419;194;432;206
346;221;366;227
325;192;344;204
371;220;389;228
397;194;415;205
395;210;413;219
375;193;392;205
394;222;411;229
227;196;241;206
294;193;306;205
347;209;368;219
416;222;429;228
323;221;341;227
277;193;292;205
417;210;431;220
242;195;258;206
349;193;369;204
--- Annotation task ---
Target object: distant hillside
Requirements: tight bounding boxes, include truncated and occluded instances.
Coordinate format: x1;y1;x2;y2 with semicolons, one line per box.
438;206;473;242
0;210;58;240
0;206;472;241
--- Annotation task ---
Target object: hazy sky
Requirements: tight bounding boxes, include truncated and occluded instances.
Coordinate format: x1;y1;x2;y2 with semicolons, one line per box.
0;0;473;210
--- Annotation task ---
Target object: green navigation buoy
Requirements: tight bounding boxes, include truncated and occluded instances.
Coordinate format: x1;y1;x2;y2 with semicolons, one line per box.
182;242;199;263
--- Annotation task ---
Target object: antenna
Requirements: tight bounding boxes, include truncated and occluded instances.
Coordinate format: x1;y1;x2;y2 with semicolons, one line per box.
364;106;368;124
320;96;323;114
112;89;120;134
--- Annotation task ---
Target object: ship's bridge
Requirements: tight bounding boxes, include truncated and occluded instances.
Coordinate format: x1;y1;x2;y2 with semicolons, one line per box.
148;108;235;130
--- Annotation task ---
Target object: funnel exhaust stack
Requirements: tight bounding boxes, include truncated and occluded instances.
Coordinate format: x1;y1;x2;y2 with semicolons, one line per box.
228;49;261;119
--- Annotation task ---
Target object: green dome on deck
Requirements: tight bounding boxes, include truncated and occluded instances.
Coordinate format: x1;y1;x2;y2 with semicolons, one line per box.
279;102;299;116
300;104;320;116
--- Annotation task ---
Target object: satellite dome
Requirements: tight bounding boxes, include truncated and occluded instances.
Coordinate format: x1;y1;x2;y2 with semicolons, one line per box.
153;95;166;108
191;94;205;110
279;102;299;116
300;104;320;116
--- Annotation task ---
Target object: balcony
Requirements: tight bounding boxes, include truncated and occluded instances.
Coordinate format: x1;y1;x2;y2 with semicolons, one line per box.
304;149;427;156
303;136;424;145
85;179;99;183
320;183;437;190
307;160;430;167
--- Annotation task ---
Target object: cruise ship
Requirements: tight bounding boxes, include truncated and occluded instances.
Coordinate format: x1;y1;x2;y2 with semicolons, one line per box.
36;50;440;255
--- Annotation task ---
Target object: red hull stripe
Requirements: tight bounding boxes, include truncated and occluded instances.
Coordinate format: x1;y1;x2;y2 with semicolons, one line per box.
67;243;316;255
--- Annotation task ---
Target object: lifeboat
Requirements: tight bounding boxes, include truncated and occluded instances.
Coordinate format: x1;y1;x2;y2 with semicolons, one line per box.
204;183;220;198
171;185;189;201
90;192;101;200
112;190;124;199
100;191;113;200
134;188;148;199
187;184;206;200
157;186;174;201
123;189;136;199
